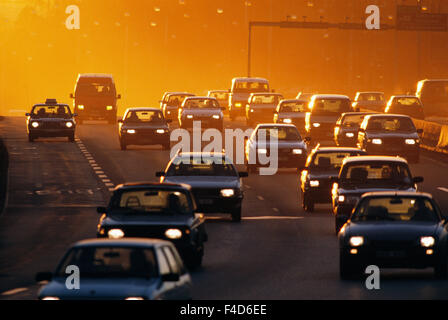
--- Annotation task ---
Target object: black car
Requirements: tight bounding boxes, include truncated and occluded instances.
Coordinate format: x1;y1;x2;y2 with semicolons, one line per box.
334;112;376;147
273;99;308;134
245;124;309;173
300;146;366;212
157;152;248;222
339;192;448;279
357;114;423;163
26;99;77;142
118;108;171;151
96;183;207;268
332;156;423;233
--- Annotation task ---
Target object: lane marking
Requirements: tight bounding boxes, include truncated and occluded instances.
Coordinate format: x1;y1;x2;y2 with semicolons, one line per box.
257;196;265;201
273;208;279;213
1;288;29;296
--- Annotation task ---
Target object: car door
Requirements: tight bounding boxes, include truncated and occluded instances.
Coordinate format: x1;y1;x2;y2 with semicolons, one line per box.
165;245;192;299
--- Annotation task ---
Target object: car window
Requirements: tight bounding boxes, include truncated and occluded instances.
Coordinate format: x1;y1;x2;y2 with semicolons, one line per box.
184;99;220;109
233;81;269;93
167;95;192;106
125;110;164;123
210;92;228;100
340;162;412;187
252;95;282;105
156;248;171;275
279;101;307;113
167;246;186;275
57;246;158;279
342;114;368;128
32;105;71;118
359;93;384;101
311;152;359;171
110;190;193;215
366;117;416;132
394;97;421;106
256;126;301;141
311;98;351;115
162;246;180;274
353;197;440;222
167;156;238;177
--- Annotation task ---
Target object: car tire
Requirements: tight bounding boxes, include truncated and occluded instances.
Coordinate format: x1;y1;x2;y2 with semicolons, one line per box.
434;253;448;279
231;206;242;223
302;193;315;213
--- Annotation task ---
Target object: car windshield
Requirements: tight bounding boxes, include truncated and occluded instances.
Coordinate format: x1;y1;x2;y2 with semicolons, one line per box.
234;81;269;93
110;189;193;214
252;95;282;105
167;95;193;106
184;99;220;109
393;97;422;107
366;117;416;132
256;126;301;141
31;105;72;118
352;197;440;222
342;114;369;128
279;101;307;113
167;156;237;177
340;162;413;188
311;98;351;115
56;246;158;279
310;152;360;171
209;92;228;100
358;93;384;101
76;82;114;96
124;110;164;123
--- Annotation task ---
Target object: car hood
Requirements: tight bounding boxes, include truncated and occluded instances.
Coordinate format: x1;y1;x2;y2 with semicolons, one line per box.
39;278;159;300
255;140;307;150
122;123;168;130
345;221;439;241
32;118;72;122
102;214;194;227
182;109;223;117
164;176;240;189
366;132;420;139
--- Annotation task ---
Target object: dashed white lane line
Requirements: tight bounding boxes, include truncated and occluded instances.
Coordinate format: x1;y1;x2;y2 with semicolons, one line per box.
257;195;265;201
1;287;29;296
273;208;279;213
438;187;448;193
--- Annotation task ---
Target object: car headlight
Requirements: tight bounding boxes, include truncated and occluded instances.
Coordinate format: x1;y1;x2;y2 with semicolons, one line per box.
250;109;255;113
108;229;125;239
371;139;382;145
258;148;267;154
220;189;235;197
235;102;242;107
292;149;303;155
165;228;182;239
156;129;166;134
349;236;364;247
283;118;292;124
42;297;60;301
313;123;321;128
31;122;40;128
77;105;85;110
125;297;144;301
338;195;346;203
186;115;193;119
346;132;355;138
66;122;73;128
126;129;136;134
212;115;221;120
310;180;320;187
106;106;113;111
420;236;435;248
405;139;416;145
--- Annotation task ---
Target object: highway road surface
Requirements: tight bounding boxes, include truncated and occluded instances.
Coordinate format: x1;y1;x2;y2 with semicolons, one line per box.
1;116;448;300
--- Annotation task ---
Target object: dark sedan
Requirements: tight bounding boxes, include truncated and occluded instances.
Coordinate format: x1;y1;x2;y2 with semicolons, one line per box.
357;114;423;163
157;152;248;222
300;146;366;212
334;112;376;147
97;183;207;268
118;108;171;151
385;95;425;120
339;192;448;279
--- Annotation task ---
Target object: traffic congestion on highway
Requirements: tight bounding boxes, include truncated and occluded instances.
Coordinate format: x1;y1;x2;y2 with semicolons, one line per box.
1;0;448;308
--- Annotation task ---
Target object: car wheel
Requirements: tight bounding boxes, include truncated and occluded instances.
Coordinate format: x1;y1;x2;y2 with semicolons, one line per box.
231;206;242;223
303;194;315;213
434;253;448;279
340;252;360;280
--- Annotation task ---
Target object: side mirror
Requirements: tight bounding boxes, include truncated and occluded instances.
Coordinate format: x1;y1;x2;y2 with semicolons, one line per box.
155;172;165;177
413;176;424;184
97;207;107;214
117;94;122;99
239;172;249;178
69;93;74;99
36;272;53;283
161;273;180;282
25;113;30;117
417;129;424;134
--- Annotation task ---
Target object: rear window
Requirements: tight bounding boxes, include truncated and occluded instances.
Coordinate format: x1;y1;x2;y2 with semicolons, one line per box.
311;98;351;115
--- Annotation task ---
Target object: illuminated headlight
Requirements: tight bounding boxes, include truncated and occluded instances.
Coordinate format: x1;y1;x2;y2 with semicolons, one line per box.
250;109;254;113
108;229;125;239
405;139;417;145
371;139;382;145
165;228;182;239
212;115;221;120
420;236;435;248
77;105;85;110
106;106;113;111
126;129;136;134
220;189;235;197
313;123;321;128
346;132;355;138
31;122;40;128
235;103;242;107
125;297;144;301
310;180;320;187
167;111;171;114
65;122;73;128
186;115;194;119
292;149;303;155
156;129;166;134
258;148;267;154
338;195;346;203
349;236;364;247
42;297;60;301
283;118;292;124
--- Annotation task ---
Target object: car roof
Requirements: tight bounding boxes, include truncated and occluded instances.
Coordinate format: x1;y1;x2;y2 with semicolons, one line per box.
232;77;269;82
419;79;448;83
391;95;419;98
166;92;195;96
343;155;408;165
314;147;365;153
72;238;170;249
256;123;297;128
365;113;413;119
341;112;376;117
312;94;350;100
208;90;228;93
280;99;308;104
113;182;192;192
184;96;217;100
356;91;384;95
78;73;113;79
360;191;433;199
125;107;161;112
250;92;283;96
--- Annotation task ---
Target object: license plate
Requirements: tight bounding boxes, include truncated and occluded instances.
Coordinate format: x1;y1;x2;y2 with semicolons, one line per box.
376;250;406;258
199;199;214;205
